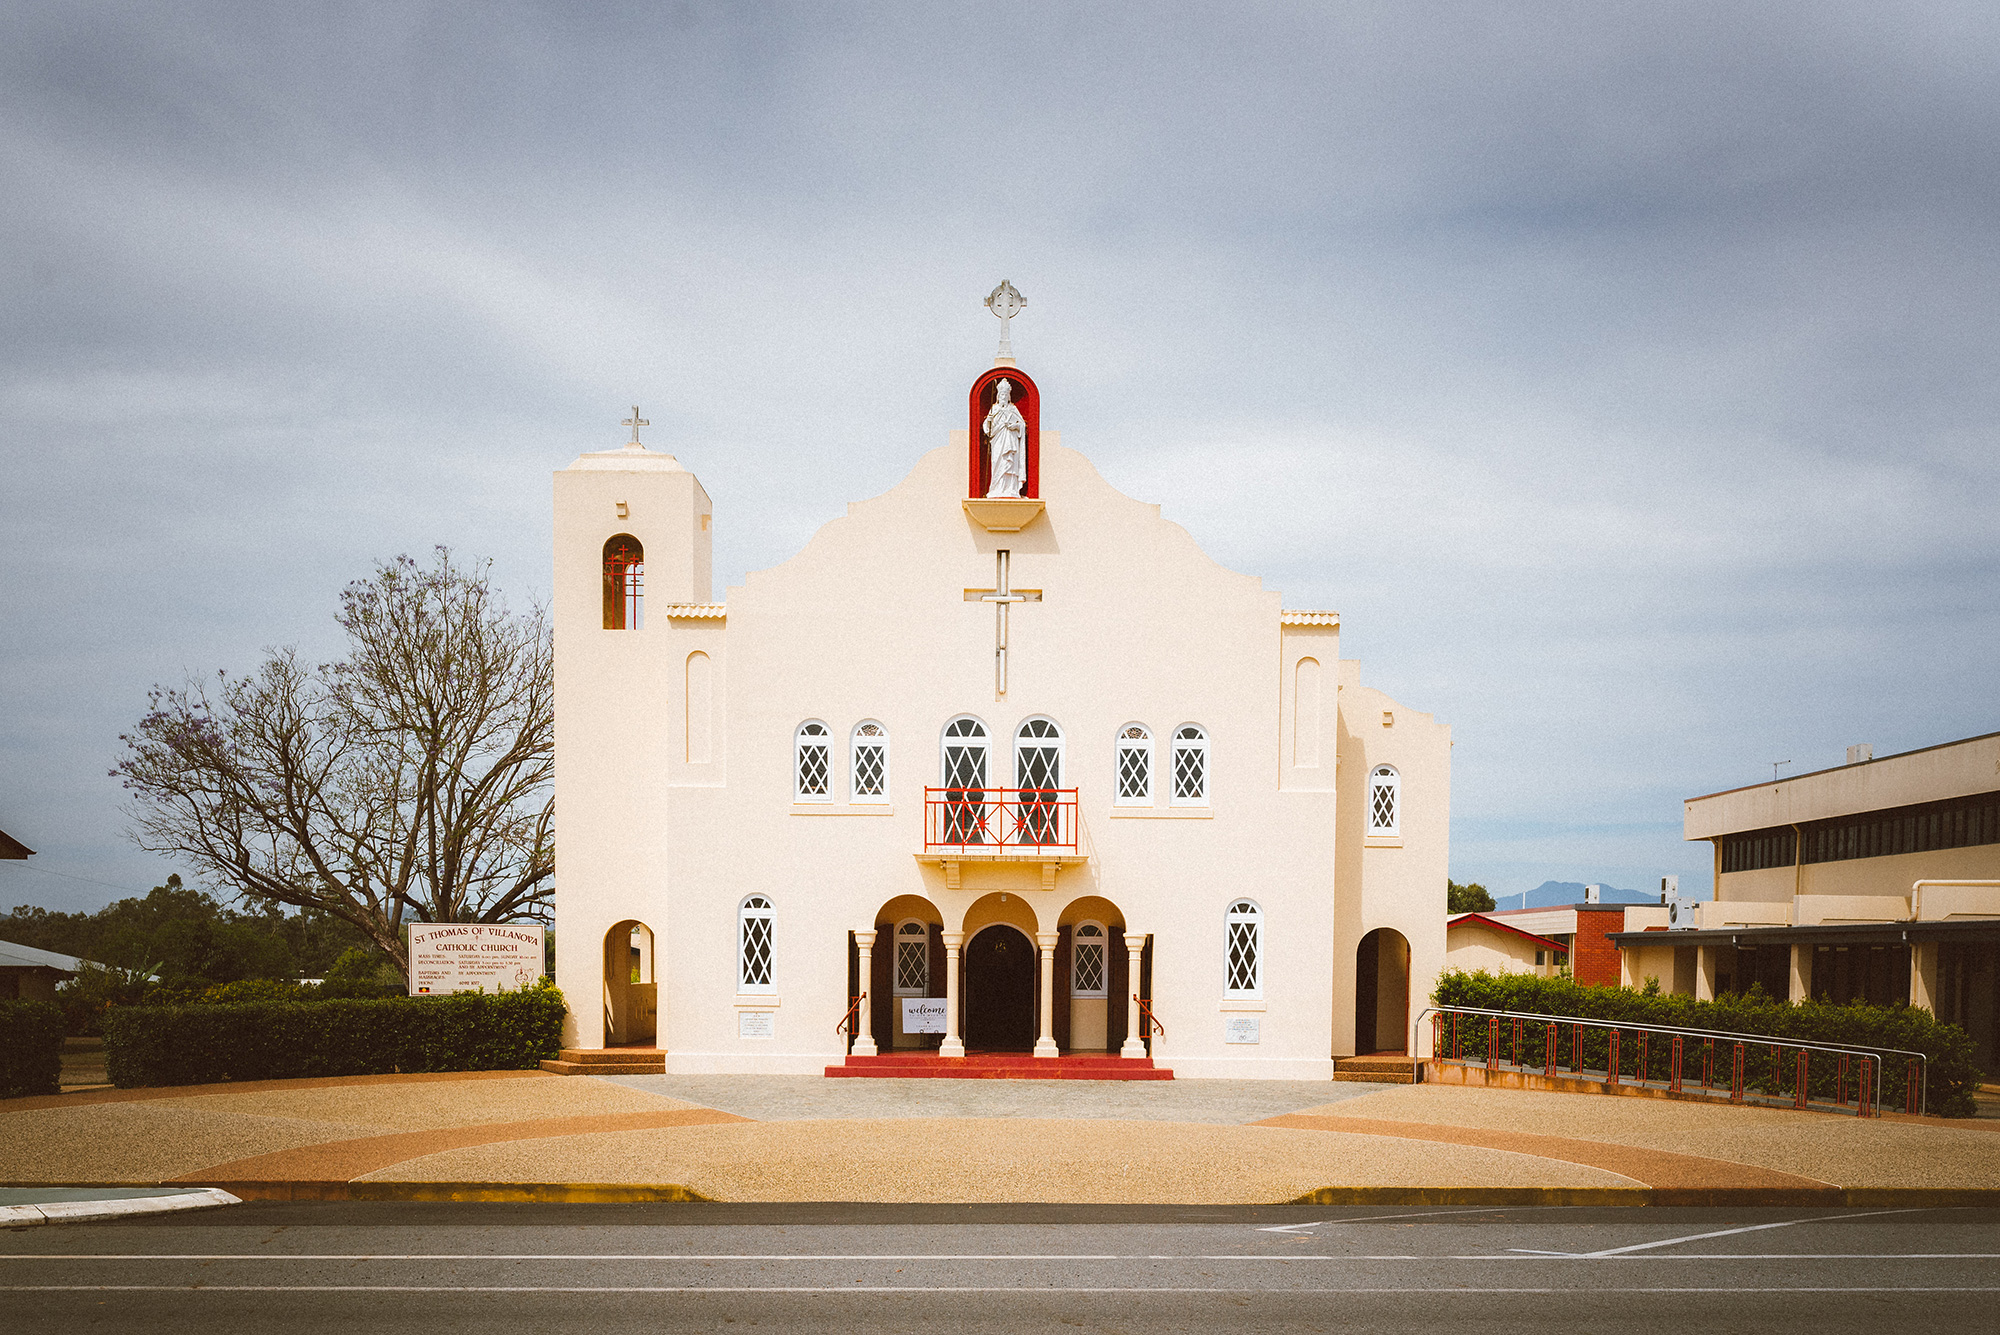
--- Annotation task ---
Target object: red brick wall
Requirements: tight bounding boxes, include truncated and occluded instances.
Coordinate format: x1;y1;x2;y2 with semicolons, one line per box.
1571;908;1627;986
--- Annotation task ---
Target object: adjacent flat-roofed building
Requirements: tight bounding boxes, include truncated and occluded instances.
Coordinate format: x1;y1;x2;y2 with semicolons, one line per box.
1612;731;2000;1070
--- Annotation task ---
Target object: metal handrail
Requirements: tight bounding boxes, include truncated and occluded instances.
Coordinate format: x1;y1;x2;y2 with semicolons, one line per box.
1137;995;1165;1038
1415;1004;1929;1117
836;992;864;1037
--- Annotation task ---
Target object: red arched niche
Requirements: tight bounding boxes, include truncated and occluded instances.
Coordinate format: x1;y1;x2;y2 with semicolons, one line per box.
968;368;1041;499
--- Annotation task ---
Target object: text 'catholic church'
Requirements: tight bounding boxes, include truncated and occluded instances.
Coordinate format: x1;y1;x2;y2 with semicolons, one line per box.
551;288;1451;1079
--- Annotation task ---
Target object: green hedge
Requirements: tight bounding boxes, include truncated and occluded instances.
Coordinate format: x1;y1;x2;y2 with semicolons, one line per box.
1;999;64;1099
103;983;565;1088
1432;969;1980;1118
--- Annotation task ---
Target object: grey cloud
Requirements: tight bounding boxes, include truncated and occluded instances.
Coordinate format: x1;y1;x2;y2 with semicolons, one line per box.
3;1;1996;909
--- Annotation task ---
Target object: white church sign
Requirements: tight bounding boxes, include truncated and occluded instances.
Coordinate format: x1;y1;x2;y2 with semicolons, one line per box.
408;924;546;995
902;997;948;1033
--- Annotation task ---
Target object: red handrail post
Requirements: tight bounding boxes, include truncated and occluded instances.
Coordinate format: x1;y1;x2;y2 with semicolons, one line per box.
1858;1057;1876;1117
1669;1034;1684;1093
1703;1037;1714;1090
1636;1032;1648;1087
1836;1053;1849;1106
1907;1059;1921;1115
1607;1030;1620;1087
1486;1016;1499;1073
1512;1017;1523;1069
1794;1050;1809;1110
1731;1043;1746;1104
1431;1011;1445;1060
1572;1023;1582;1075
1544;1022;1558;1076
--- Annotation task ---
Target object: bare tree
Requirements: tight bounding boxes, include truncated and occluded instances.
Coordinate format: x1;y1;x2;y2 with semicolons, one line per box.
115;548;553;973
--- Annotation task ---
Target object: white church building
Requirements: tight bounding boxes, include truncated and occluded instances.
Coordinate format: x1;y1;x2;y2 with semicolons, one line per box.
550;299;1450;1079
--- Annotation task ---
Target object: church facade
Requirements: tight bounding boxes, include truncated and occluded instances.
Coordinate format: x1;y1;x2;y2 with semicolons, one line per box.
551;337;1451;1079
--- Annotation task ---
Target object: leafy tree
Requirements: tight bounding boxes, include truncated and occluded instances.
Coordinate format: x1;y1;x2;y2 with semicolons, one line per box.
2;875;371;982
1447;879;1496;913
113;548;553;975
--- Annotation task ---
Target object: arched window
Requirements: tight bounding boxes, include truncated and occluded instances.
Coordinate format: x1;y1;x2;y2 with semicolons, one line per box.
1369;765;1401;836
1115;724;1152;805
892;919;929;996
602;534;644;630
1225;899;1262;997
940;716;989;843
1014;718;1063;844
1172;725;1209;805
738;895;774;992
851;721;888;802
1071;920;1108;997
794;722;830;802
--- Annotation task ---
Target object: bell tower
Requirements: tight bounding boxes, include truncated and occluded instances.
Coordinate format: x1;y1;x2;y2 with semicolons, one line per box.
551;407;713;1048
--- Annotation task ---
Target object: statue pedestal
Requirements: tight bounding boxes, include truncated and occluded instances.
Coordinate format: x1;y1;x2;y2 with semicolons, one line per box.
963;498;1045;532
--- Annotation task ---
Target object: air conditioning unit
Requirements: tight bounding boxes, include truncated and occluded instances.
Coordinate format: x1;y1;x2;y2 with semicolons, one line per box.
1662;875;1694;929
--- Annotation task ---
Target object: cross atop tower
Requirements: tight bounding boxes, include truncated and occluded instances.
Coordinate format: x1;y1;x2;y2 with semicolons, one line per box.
985;280;1026;365
621;406;650;447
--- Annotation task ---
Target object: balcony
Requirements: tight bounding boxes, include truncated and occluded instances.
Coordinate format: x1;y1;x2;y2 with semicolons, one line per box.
920;787;1086;889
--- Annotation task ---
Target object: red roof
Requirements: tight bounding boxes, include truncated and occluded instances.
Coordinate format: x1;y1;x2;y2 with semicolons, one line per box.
1446;913;1570;953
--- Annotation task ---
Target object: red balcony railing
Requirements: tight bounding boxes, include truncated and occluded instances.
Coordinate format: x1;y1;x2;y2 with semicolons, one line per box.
923;787;1078;855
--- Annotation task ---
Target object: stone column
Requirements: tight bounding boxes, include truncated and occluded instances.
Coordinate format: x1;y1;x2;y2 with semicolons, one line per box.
1910;940;1939;1014
1034;931;1060;1058
939;931;966;1058
1121;929;1149;1059
1693;944;1717;1001
1788;943;1812;1004
852;929;878;1057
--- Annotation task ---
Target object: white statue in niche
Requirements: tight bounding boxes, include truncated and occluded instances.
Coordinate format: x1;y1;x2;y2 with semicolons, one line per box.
983;378;1026;498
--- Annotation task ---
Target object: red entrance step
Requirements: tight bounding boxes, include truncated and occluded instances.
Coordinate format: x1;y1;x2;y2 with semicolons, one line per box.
541;1047;667;1076
827;1052;1173;1080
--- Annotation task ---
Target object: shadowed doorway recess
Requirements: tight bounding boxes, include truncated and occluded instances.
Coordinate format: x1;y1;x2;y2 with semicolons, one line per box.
964;924;1036;1051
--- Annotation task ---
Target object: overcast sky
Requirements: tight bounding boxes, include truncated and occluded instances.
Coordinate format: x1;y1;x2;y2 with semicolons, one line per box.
3;2;1997;915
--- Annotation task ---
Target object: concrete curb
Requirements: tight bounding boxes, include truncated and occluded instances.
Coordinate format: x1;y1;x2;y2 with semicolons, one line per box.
0;1188;241;1227
1287;1185;2000;1208
194;1181;715;1203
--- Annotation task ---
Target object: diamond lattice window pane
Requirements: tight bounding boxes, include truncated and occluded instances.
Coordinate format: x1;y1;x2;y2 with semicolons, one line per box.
1016;746;1059;789
797;743;829;796
1226;920;1258;993
1371;783;1397;831
740;916;773;988
854;744;886;796
1072;942;1104;994
942;745;989;843
1117;746;1150;799
1174;746;1206;800
896;940;928;992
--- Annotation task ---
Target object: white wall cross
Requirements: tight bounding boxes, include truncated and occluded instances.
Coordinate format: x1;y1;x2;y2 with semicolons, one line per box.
979;549;1027;696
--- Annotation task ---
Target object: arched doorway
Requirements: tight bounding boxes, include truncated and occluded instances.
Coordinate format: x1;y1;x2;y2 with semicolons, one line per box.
1354;927;1411;1055
603;920;657;1047
964;924;1037;1051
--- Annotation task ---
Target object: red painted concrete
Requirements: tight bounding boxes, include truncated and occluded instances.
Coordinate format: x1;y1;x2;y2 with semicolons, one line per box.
827;1052;1173;1080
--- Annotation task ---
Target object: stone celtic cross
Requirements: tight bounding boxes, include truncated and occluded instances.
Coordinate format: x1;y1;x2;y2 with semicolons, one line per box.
985;280;1026;362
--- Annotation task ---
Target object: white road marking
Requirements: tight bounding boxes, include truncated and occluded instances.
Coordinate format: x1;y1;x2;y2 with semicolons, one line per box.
3;1284;1998;1294
1578;1208;1926;1258
1258;1206;1518;1232
1;1252;1994;1262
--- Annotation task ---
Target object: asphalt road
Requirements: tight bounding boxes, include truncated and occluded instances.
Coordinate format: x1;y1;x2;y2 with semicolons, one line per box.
3;1201;1995;1333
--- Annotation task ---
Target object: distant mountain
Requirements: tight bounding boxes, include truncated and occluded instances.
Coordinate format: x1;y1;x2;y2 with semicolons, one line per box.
1491;881;1663;911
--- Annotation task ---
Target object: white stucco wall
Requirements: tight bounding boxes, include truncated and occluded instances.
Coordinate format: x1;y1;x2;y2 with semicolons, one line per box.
552;410;1450;1078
